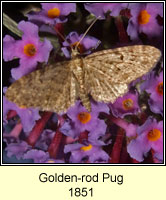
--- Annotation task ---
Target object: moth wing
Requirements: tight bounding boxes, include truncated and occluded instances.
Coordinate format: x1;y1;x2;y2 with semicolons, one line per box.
84;45;161;103
6;61;79;113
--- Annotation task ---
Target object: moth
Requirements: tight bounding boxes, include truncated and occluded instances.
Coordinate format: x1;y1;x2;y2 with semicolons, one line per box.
5;45;161;113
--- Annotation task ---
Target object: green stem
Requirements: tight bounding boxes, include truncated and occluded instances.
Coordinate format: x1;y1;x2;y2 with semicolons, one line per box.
3;13;59;49
3;13;22;37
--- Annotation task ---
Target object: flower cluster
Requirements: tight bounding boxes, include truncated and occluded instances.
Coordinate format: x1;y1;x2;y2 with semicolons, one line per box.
3;3;163;164
3;21;53;80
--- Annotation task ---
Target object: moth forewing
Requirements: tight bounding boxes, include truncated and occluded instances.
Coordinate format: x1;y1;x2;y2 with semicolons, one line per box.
5;62;78;113
84;45;161;102
5;45;161;113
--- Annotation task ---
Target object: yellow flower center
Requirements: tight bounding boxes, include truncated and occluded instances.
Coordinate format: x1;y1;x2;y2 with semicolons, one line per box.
156;82;163;96
80;144;93;151
47;159;55;163
47;8;60;18
77;112;91;124
122;98;134;110
71;41;84;54
147;128;161;141
24;44;37;57
138;10;151;25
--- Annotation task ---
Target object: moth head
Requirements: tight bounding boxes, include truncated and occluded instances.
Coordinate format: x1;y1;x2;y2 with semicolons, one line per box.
72;16;100;52
71;47;80;58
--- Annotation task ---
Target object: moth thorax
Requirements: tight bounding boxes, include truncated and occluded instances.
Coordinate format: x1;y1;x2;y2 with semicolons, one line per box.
71;48;80;58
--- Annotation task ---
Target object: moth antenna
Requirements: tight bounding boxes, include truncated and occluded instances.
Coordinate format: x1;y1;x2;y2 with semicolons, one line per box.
54;25;71;46
75;16;101;49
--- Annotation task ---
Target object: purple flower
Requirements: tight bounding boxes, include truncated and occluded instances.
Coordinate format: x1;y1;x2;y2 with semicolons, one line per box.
5;141;31;160
59;119;78;138
28;3;76;25
153;151;163;162
84;3;128;19
129;72;149;88
109;91;140;118
3;21;53;80
60;111;108;146
111;117;138;138
141;71;163;115
88;120;108;146
62;100;109;136
60;117;107;142
64;143;109;163
35;129;56;151
23;149;49;163
3;35;17;61
127;3;163;40
62;31;100;58
3;94;40;133
127;117;163;162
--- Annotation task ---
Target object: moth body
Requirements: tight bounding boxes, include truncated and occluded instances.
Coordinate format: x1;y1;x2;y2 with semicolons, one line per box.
71;56;91;112
5;45;161;114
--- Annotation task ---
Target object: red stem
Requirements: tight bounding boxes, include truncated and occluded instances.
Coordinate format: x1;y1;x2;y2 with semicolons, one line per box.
47;115;65;158
109;128;125;163
131;158;140;163
78;131;89;143
115;16;129;43
119;141;130;163
10;122;23;138
151;149;160;163
7;110;17;120
109;115;137;137
65;136;78;144
26;112;53;147
48;130;64;158
54;23;65;43
111;116;128;129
